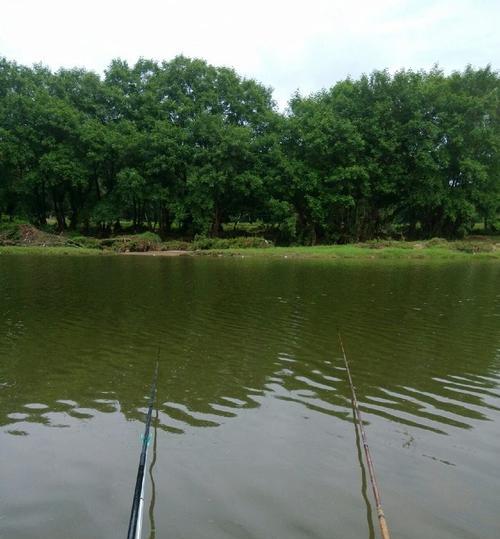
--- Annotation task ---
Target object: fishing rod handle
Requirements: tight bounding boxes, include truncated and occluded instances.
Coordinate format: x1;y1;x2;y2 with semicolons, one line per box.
377;508;391;539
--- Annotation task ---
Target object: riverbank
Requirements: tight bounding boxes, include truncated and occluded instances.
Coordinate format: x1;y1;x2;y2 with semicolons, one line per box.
1;239;499;260
197;242;500;260
1;222;499;259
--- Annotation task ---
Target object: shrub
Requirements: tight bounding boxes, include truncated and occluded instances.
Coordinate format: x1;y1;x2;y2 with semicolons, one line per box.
0;223;69;246
109;232;162;252
0;222;22;241
160;240;190;251
360;239;413;250
68;236;102;249
452;241;494;253
425;237;448;247
100;237;123;248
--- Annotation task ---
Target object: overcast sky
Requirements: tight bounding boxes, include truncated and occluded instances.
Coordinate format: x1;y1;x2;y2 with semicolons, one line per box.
1;0;498;108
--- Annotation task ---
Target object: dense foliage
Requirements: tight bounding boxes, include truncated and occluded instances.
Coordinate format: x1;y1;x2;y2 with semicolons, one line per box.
0;56;498;243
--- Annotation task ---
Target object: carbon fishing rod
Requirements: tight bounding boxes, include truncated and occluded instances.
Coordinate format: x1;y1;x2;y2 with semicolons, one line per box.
338;333;391;539
127;353;160;539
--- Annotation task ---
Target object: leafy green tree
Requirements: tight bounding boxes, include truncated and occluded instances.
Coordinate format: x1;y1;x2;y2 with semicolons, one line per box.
185;114;258;235
283;92;368;243
0;55;498;242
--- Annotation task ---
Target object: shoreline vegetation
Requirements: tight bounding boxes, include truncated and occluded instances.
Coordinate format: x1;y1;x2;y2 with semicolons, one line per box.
1;57;498;247
1;223;499;260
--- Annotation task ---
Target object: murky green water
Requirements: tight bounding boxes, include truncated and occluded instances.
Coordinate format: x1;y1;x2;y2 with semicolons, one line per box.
1;255;499;539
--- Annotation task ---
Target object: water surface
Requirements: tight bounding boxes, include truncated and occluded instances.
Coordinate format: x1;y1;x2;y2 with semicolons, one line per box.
1;255;499;539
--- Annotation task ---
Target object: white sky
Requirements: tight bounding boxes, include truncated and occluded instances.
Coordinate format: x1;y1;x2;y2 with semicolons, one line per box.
1;0;498;108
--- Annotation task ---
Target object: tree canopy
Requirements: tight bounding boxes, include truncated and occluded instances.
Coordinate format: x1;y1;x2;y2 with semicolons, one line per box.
0;56;498;242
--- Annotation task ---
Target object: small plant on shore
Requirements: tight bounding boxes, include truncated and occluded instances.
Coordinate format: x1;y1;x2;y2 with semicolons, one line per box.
191;236;273;250
120;232;162;252
425;238;448;247
359;239;413;249
0;222;23;242
68;236;102;249
452;241;495;253
160;240;191;251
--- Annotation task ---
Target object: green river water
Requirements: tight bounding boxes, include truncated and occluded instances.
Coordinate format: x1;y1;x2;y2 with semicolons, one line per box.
0;254;499;539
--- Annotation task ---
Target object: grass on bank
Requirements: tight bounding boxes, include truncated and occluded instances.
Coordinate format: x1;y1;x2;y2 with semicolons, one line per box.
2;241;499;260
199;243;500;260
0;245;111;256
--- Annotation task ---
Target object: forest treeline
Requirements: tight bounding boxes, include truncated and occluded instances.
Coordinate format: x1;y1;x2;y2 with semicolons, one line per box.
0;56;498;243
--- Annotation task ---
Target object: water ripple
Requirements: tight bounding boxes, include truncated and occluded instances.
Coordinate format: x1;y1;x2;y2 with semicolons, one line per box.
0;256;499;539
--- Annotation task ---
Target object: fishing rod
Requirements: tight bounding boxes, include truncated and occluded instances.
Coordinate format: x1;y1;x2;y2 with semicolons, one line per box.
338;333;391;539
127;353;160;539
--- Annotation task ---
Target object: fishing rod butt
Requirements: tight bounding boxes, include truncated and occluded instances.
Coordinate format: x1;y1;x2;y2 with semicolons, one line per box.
378;513;391;539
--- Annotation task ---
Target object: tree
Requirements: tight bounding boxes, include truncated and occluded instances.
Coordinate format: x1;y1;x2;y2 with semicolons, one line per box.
0;55;498;242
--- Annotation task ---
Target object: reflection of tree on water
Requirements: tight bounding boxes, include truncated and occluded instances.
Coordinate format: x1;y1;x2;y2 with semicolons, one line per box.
1;258;500;438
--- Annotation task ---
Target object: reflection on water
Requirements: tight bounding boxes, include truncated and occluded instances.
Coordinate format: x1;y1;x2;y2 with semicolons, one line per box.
0;256;499;539
148;405;159;539
353;400;376;539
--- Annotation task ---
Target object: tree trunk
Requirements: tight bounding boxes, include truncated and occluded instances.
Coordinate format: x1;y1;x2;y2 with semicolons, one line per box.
311;225;317;246
211;204;223;237
69;202;78;230
52;192;66;231
159;204;171;238
94;170;101;201
38;181;47;226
